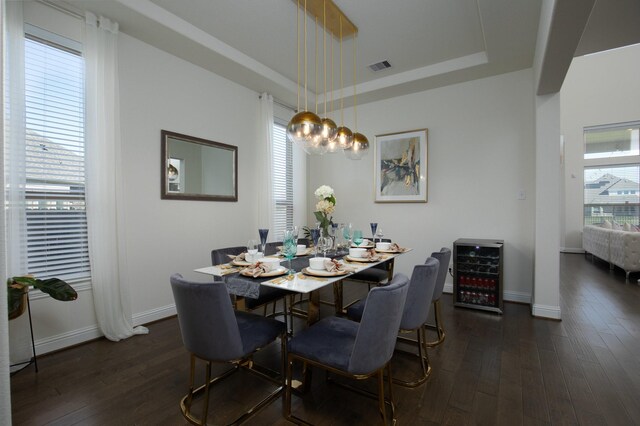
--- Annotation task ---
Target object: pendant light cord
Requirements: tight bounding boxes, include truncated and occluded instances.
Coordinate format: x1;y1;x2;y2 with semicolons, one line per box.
304;0;308;111
353;31;357;132
339;16;344;126
296;0;300;112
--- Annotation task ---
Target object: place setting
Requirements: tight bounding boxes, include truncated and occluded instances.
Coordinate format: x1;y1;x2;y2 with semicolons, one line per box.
301;257;356;277
239;257;288;278
344;247;386;263
374;242;409;253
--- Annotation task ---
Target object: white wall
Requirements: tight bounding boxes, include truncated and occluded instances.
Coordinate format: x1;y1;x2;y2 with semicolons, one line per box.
561;43;640;250
308;69;536;302
18;4;266;353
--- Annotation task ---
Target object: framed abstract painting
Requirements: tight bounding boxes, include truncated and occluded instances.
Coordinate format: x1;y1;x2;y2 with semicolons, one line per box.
374;129;428;203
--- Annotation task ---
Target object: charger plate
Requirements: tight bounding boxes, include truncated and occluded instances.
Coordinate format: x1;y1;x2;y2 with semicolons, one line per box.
240;266;287;278
345;255;380;263
301;267;349;277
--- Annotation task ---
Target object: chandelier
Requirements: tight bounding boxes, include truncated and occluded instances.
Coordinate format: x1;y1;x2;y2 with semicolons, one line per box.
286;0;368;159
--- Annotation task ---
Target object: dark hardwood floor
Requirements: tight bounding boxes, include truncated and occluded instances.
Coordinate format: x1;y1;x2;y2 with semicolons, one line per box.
10;253;640;425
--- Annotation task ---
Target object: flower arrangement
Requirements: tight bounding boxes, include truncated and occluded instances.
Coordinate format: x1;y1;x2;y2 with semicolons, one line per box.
314;185;336;236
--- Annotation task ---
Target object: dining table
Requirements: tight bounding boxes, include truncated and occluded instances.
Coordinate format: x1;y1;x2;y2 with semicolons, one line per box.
194;246;411;324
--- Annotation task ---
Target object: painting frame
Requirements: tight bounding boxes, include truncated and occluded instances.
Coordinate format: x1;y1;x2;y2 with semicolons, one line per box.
374;129;428;203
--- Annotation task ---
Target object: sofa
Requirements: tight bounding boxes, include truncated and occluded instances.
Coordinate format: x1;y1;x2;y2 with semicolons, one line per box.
583;224;640;280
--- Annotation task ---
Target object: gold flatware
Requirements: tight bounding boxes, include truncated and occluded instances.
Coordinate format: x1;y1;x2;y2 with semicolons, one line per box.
297;273;327;281
220;268;241;276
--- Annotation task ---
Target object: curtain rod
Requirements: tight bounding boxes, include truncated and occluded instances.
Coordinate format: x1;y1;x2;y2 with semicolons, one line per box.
259;94;297;113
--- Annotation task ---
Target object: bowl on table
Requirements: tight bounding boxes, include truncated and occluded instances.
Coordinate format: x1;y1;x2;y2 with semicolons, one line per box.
309;257;330;270
257;257;281;272
349;248;366;258
376;242;391;251
296;244;307;255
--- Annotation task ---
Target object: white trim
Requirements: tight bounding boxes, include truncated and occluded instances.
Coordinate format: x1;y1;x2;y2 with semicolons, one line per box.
561;247;585;253
35;324;102;355
444;284;531;304
34;304;176;355
132;304;176;326
532;303;561;319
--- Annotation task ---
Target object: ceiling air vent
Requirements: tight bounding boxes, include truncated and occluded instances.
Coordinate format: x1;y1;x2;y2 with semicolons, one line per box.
368;60;392;72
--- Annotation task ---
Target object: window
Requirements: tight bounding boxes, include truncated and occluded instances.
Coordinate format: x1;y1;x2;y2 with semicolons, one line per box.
584;122;640;159
584;166;640;225
272;121;293;239
24;31;90;281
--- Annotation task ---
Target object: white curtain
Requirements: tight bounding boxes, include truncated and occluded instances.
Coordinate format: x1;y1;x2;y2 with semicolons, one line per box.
5;0;32;375
84;12;147;341
257;93;275;234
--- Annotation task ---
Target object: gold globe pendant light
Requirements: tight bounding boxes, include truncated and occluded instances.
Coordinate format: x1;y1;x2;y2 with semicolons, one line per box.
287;0;322;146
319;0;338;153
335;14;353;151
303;15;328;155
344;27;368;160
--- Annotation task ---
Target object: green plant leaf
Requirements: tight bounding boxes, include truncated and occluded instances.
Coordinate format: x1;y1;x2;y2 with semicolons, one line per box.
32;278;78;301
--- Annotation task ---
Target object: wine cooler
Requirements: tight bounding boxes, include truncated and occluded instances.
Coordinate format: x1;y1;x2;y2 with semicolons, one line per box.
453;238;503;314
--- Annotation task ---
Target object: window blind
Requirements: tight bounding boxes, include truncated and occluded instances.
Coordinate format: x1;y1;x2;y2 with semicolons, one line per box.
24;34;90;281
272;122;293;240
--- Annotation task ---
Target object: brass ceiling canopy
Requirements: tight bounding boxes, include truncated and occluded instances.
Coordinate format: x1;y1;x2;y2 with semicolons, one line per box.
291;0;358;39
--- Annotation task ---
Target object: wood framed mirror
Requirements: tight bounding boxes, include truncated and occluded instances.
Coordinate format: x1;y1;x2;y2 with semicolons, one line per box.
161;130;238;201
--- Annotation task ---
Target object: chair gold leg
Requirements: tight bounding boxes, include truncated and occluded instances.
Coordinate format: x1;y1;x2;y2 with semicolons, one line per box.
201;361;212;425
425;299;446;347
386;363;396;421
392;327;431;387
378;369;387;425
185;354;196;417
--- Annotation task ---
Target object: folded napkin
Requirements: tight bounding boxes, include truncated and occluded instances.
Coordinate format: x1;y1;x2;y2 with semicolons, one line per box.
227;252;247;262
389;243;407;252
323;258;356;273
362;249;382;261
242;262;270;278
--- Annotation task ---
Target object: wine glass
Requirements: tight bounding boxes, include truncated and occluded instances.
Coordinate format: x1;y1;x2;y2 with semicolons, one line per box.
328;224;337;253
370;223;378;243
247;239;258;262
318;236;332;258
375;226;384;243
353;230;363;247
258;228;269;254
342;223;353;247
292;225;299;242
283;230;297;276
310;228;321;257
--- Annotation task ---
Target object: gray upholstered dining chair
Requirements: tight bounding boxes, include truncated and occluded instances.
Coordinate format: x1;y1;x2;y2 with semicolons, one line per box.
425;247;451;347
347;257;439;387
170;273;286;425
210;245;246;265
284;273;410;425
211;246;292;332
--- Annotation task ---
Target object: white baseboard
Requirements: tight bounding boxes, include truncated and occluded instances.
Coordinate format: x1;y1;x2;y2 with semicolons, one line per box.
532;303;561;319
444;284;531;304
133;304;176;326
561;247;585;254
35;303;177;355
35;324;103;355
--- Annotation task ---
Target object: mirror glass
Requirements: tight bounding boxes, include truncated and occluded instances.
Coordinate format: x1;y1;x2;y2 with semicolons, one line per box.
161;130;238;201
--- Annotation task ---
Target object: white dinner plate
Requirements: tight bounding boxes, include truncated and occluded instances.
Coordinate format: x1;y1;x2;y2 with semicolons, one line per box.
240;266;288;278
374;248;406;253
345;255;380;263
301;267;349;277
351;243;374;249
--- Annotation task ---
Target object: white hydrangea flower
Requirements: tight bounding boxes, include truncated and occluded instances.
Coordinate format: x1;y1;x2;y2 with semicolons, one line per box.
315;199;335;215
314;185;334;200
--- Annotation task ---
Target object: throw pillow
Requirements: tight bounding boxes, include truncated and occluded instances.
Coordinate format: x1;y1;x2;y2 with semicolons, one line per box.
624;222;632;232
602;220;612;229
